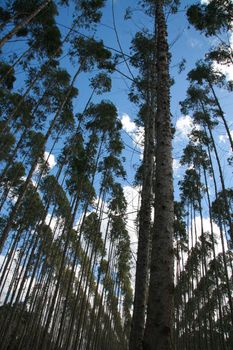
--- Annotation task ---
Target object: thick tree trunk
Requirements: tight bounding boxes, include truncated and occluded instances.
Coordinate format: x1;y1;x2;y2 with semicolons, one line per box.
143;1;174;349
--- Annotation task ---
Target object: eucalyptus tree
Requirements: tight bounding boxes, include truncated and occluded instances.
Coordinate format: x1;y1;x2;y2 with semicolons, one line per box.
0;0;107;49
183;137;230;346
0;3;125;349
180;140;232;347
0;0;61;50
0;0;109;143
187;62;233;152
0;35;114;252
142;1;179;349
181;83;233;245
129;31;156;350
187;0;233;65
84;181;129;349
0;103;125;350
180;78;233;338
173;201;188;349
38;100;124;349
0;1;111;246
0;79;77;251
178;162;214;348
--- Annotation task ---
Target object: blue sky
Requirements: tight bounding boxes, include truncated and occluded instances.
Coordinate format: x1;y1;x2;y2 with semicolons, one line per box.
0;0;232;302
1;0;232;244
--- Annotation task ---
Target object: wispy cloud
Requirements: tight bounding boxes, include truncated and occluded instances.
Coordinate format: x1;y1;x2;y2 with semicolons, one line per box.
175;115;194;140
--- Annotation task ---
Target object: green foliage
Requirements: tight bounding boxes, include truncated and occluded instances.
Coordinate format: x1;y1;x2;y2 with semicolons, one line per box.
11;0;62;57
187;1;233;36
71;37;114;72
207;43;233;65
109;183;127;215
179;169;204;206
25;131;45;163
181;143;210;171
0;1;131;349
85;100;118;132
0;62;16;89
0;124;15;161
174;201;186;240
15;183;46;229
40;175;71;220
74;0;106;27
188;61;226;88
89;73;112;94
212;189;233;227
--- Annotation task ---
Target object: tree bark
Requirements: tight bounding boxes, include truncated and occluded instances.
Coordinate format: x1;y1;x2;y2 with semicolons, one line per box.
143;1;174;349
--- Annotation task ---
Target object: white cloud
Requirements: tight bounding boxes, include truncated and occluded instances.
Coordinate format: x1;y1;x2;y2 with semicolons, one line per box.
173;159;181;174
121;113;137;133
120;113;144;158
44;151;56;169
175;115;193;139
212;29;233;80
133;126;144;158
201;0;232;3
34;151;56;175
219;130;233;144
213;53;233;81
45;213;58;231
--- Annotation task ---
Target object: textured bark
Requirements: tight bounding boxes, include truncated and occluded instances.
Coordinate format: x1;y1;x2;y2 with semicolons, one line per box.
143;1;174;349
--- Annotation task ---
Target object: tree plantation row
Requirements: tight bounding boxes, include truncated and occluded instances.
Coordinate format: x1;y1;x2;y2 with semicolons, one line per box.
0;1;232;350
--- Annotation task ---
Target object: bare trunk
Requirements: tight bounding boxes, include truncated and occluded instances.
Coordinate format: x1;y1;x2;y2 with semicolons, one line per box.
143;1;174;349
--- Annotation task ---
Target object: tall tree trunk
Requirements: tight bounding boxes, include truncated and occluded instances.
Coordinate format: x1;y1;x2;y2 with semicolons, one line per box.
203;166;227;350
143;1;174;349
129;86;154;350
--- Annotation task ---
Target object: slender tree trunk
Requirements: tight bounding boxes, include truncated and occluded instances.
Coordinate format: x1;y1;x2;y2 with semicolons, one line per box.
203;167;226;350
208;80;233;152
86;219;111;349
129;89;154;350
